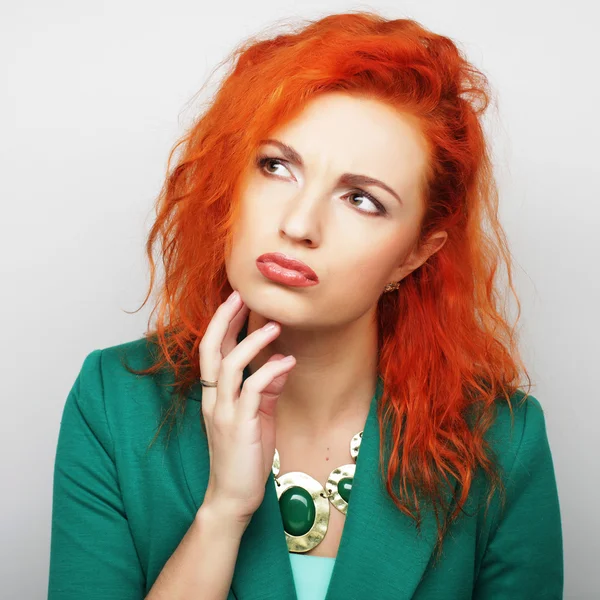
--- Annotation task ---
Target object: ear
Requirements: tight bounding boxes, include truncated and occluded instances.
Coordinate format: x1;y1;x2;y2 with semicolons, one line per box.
388;231;448;282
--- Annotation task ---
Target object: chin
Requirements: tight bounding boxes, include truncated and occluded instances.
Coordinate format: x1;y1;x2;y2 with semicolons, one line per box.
238;281;314;326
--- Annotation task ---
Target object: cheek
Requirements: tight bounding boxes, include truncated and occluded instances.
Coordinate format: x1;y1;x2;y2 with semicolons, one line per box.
337;234;403;285
225;202;272;285
310;242;396;319
342;251;393;291
224;217;250;284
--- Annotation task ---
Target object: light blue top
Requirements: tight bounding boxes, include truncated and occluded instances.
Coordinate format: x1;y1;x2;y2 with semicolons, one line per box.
288;554;336;600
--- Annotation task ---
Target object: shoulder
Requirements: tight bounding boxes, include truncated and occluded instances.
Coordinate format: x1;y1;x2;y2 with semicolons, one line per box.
471;391;563;591
474;388;560;537
75;336;163;403
71;337;174;445
483;390;552;480
78;336;160;379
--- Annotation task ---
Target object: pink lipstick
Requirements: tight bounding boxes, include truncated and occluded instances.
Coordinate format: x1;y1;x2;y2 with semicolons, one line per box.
256;252;319;287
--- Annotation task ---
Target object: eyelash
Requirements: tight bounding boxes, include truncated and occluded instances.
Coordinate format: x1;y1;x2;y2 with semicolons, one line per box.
255;154;387;216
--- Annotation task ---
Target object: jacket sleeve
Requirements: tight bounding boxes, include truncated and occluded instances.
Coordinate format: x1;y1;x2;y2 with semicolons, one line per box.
472;395;564;599
48;349;146;599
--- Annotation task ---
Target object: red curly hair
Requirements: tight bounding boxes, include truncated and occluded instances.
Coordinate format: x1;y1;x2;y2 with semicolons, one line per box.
124;10;532;560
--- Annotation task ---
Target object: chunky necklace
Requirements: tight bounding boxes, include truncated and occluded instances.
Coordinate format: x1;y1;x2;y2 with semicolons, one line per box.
272;430;363;553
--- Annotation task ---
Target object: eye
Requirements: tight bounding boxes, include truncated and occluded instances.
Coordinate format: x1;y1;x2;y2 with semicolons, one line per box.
256;155;292;178
343;190;387;216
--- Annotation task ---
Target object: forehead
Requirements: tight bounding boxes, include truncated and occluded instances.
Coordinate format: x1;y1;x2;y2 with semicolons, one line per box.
262;92;430;204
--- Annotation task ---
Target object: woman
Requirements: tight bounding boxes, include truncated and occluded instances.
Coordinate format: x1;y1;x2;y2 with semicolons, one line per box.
48;11;563;600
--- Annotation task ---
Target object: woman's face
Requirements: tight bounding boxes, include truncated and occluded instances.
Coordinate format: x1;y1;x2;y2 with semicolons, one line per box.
225;91;446;328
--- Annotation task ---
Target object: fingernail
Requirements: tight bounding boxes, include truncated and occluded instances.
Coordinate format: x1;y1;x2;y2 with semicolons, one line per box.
263;321;278;332
281;355;295;364
227;291;239;305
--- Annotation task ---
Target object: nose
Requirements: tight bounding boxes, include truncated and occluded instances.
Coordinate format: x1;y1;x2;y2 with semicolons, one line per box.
278;187;325;247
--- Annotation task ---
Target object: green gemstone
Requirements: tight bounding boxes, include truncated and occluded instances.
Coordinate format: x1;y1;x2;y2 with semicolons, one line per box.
279;486;316;536
338;477;353;502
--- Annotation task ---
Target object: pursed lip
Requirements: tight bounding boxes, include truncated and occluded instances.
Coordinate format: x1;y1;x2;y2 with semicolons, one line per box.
256;252;319;282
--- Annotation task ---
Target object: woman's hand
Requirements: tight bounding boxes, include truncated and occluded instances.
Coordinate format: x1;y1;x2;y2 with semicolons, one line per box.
198;290;296;526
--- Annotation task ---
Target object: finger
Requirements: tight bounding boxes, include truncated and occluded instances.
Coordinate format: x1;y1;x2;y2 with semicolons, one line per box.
237;355;296;422
199;290;243;376
216;321;282;414
199;290;244;411
222;302;250;357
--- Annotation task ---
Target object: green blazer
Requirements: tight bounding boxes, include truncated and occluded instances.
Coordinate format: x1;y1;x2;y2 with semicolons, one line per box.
48;337;563;599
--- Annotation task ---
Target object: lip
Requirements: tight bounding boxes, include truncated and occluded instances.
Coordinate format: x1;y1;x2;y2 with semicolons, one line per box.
256;252;319;286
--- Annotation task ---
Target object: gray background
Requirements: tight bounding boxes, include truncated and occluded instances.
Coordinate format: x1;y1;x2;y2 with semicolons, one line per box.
1;0;598;598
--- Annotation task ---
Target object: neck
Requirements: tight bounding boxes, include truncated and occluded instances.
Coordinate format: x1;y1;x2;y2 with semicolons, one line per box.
246;309;380;437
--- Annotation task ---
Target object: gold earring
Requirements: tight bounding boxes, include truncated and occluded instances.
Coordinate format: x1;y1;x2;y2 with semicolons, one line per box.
383;281;400;293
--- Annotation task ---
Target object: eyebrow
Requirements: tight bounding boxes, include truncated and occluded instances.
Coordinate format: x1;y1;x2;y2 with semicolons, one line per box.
258;138;404;206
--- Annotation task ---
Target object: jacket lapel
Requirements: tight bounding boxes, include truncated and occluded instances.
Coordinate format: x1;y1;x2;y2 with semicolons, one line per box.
177;320;457;599
323;386;449;599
